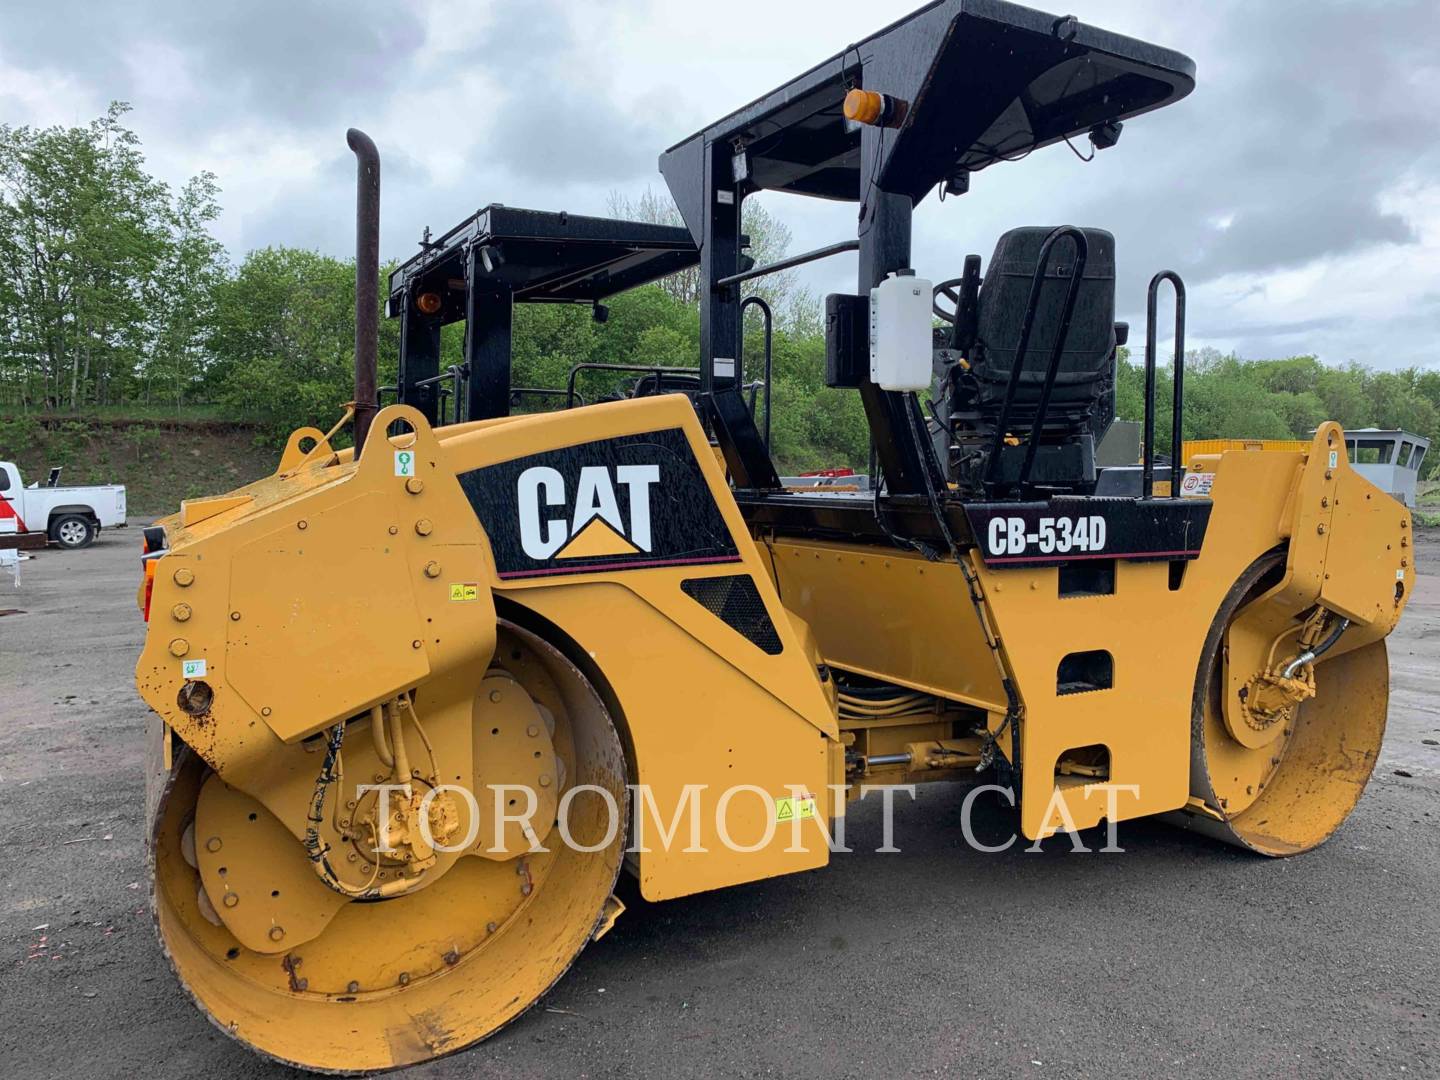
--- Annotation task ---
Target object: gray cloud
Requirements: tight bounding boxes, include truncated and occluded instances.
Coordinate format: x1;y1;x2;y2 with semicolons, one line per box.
1206;314;1352;341
0;1;424;134
476;1;675;188
906;0;1440;368
2;0;1436;369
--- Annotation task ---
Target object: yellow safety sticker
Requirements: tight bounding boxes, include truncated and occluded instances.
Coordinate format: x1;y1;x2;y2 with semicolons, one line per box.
449;582;481;602
775;793;816;823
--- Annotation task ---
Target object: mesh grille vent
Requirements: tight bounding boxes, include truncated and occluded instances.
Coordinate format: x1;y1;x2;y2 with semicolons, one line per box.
680;575;783;655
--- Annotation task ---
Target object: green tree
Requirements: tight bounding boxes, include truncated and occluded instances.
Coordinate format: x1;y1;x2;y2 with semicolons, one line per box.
143;171;227;408
604;186;817;330
0;103;173;409
209;247;368;438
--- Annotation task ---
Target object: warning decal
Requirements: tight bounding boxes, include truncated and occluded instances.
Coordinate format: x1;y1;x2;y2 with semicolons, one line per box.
1179;471;1215;497
449;582;481;602
775;793;817;824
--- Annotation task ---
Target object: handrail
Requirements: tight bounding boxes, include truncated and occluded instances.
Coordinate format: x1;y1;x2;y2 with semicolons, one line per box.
714;239;859;290
565;362;700;408
510;387;583;410
740;295;774;452
1143;271;1187;498
413;364;465;425
984;225;1090;491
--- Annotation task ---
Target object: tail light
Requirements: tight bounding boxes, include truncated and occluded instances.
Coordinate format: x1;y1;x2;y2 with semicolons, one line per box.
139;526;167;621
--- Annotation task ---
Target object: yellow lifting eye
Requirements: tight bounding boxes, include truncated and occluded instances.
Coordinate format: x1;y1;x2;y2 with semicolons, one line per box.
416;291;442;315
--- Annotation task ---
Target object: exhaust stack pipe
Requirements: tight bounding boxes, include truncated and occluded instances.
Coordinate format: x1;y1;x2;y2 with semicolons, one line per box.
347;128;380;455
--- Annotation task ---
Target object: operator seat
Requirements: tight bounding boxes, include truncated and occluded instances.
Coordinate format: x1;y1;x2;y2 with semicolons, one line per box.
968;226;1117;436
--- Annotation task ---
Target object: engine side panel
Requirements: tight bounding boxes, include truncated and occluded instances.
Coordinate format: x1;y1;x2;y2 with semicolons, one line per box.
765;424;1412;841
434;396;841;900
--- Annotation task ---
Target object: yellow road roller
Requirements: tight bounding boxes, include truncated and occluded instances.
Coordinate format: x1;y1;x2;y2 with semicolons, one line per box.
134;1;1413;1070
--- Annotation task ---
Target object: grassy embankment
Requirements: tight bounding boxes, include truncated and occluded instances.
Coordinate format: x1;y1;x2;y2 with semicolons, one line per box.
0;411;276;517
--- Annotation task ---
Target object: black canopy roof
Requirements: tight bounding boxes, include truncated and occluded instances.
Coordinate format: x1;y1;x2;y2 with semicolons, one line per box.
386;205;698;324
660;0;1194;239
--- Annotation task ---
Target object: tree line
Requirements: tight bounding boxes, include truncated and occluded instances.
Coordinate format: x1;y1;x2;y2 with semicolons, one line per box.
1;106;1436;476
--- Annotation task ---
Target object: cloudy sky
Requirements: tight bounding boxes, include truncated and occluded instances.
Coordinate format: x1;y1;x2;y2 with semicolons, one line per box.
3;0;1437;370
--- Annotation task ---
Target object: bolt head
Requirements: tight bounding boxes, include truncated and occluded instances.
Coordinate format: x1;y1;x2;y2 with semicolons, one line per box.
347;981;360;994
261;706;272;717
223;893;239;908
173;568;195;587
269;926;285;942
388;525;399;536
230;611;241;621
206;836;223;852
405;477;425;495
423;561;442;579
398;972;411;986
415;518;434;536
412;639;423;650
297;520;308;531
168;638;190;657
171;603;192;622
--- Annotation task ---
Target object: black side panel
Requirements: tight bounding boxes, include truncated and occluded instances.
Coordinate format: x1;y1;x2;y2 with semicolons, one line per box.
964;497;1212;569
825;293;869;389
681;575;783;654
458;428;741;580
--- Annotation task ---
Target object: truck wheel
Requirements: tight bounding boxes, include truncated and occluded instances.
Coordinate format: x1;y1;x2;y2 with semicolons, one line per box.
50;514;96;549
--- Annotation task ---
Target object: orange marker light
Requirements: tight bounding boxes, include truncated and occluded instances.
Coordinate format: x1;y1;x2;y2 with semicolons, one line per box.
843;88;887;126
416;291;442;315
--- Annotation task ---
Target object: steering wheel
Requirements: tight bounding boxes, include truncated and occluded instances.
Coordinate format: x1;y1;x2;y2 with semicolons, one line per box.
933;277;964;323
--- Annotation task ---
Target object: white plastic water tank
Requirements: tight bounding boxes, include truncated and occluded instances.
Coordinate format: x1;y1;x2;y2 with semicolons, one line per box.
869;272;933;391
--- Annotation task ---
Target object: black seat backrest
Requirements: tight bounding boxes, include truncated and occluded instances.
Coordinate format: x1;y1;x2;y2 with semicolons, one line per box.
970;226;1116;428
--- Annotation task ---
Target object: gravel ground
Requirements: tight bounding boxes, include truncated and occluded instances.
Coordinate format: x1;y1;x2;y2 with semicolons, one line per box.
1;523;1436;1079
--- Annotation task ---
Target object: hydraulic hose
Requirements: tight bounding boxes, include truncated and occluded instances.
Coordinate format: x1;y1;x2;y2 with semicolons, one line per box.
371;704;394;767
1281;616;1351;679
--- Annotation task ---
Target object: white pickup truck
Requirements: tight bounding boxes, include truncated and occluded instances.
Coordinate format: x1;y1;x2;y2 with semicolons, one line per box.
0;461;126;549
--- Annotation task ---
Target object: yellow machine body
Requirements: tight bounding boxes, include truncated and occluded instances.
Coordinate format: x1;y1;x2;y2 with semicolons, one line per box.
1182;437;1310;465
137;398;843;1070
773;425;1410;842
135;397;1411;1070
128;9;1412;1068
